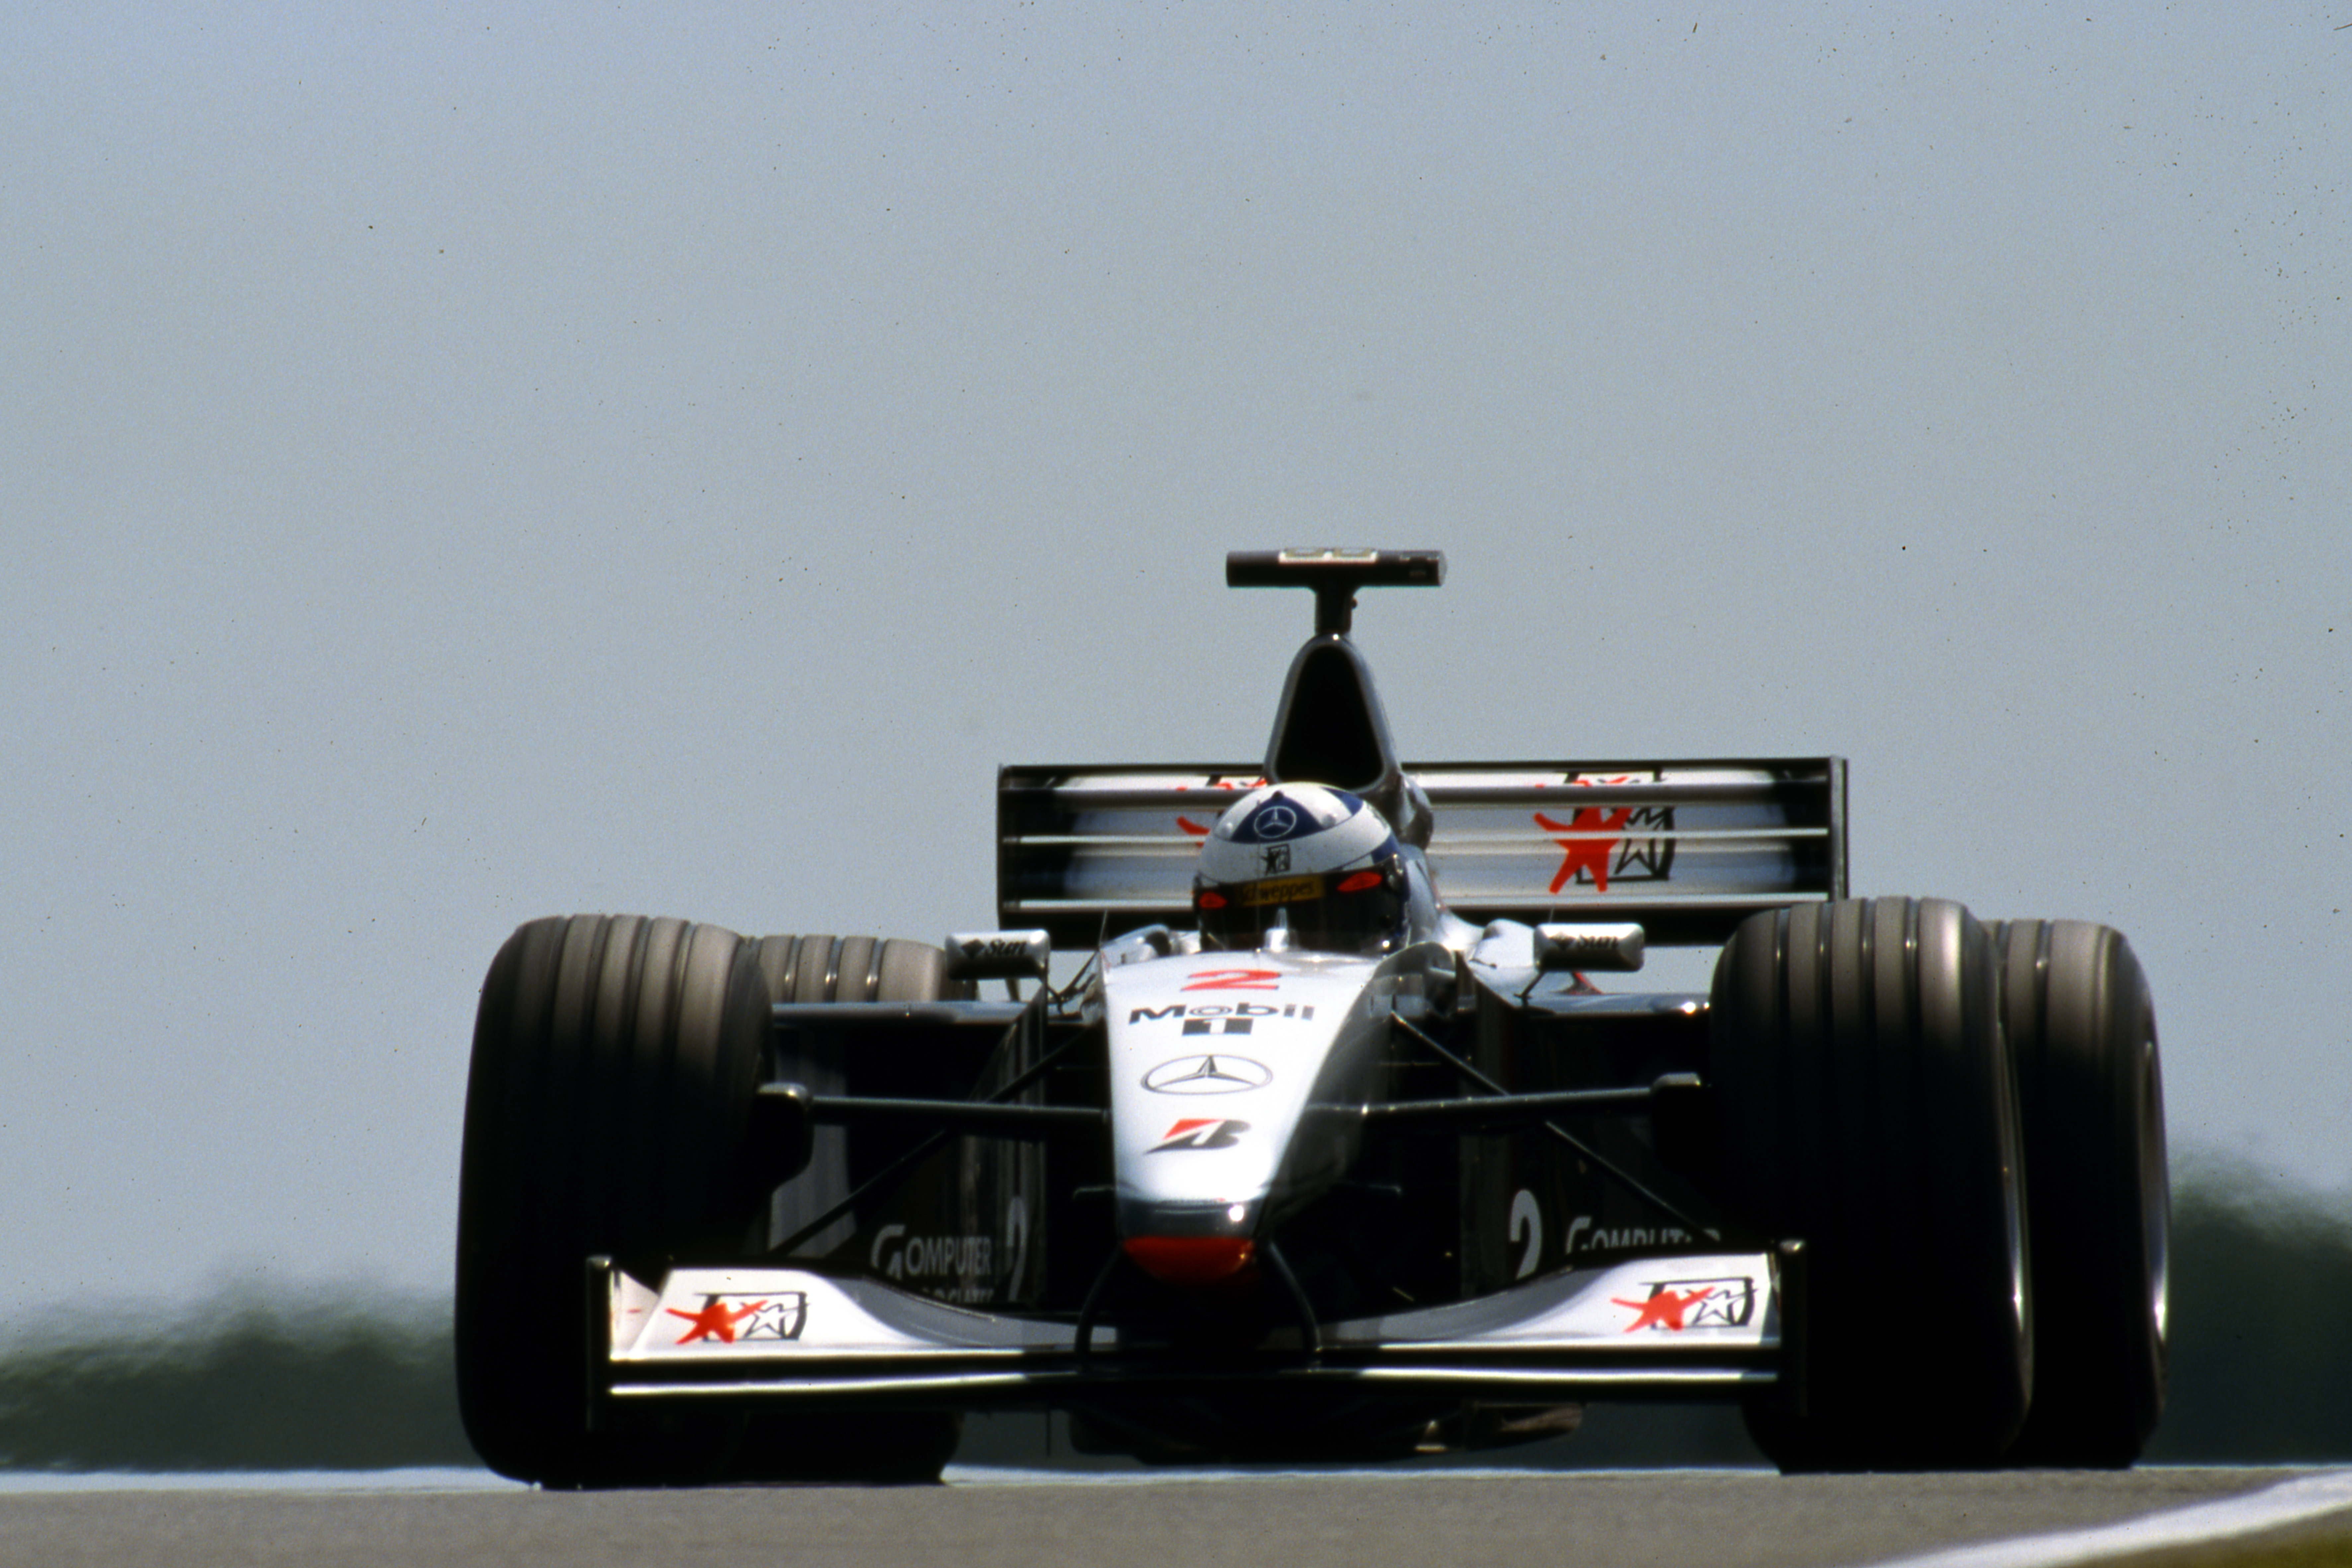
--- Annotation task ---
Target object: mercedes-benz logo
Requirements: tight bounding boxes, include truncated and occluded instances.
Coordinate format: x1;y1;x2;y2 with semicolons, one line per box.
1250;803;1299;840
1142;1054;1274;1095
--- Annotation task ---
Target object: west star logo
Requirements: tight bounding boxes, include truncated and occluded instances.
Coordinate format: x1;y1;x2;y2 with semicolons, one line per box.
1149;1117;1250;1152
1173;776;1265;841
1610;1277;1754;1332
1534;773;1676;895
1536;806;1635;894
667;1291;808;1344
1142;1054;1273;1095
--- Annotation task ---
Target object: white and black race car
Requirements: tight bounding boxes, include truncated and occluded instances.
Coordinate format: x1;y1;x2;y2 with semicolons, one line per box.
455;549;2168;1485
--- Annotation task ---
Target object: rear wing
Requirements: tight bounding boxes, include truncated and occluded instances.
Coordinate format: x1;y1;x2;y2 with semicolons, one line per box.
998;759;1847;949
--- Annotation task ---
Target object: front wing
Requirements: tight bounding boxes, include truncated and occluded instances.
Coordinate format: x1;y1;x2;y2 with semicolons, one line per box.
592;1250;1800;1416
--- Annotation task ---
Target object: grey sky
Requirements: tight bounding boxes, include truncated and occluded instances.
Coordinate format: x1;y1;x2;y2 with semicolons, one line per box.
3;4;2344;1317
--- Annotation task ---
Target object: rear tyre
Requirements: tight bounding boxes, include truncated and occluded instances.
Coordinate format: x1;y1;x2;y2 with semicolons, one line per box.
750;932;957;1007
1709;897;2030;1471
724;932;964;1484
455;915;770;1487
1993;919;2168;1468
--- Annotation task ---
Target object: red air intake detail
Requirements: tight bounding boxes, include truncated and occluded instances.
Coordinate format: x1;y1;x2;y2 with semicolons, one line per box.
1123;1235;1257;1287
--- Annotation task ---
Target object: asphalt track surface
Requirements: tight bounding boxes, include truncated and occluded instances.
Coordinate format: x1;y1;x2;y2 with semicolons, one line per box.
3;1467;2347;1568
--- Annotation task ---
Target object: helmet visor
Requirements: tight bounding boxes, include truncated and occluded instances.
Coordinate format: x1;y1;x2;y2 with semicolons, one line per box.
1193;864;1406;954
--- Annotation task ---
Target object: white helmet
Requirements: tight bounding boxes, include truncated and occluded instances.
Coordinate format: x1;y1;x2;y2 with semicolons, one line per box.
1193;784;1407;954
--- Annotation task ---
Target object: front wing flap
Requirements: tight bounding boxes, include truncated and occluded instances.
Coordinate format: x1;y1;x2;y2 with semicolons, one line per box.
594;1251;1792;1414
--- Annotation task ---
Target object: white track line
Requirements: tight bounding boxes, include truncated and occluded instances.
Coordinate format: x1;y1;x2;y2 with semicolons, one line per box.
1871;1470;2352;1568
0;1468;518;1494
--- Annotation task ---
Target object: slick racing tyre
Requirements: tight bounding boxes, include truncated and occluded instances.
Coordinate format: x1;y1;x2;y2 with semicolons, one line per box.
455;915;770;1487
726;932;964;1484
1709;897;2030;1471
1992;919;2169;1468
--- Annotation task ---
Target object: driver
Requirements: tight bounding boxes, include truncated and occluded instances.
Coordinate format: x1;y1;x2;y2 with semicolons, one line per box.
1192;784;1408;954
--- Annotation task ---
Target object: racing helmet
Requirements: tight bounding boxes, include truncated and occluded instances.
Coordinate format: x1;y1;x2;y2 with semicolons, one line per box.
1193;784;1408;954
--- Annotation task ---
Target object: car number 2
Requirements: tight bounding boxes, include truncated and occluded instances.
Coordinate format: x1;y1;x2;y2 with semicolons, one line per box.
1181;969;1282;992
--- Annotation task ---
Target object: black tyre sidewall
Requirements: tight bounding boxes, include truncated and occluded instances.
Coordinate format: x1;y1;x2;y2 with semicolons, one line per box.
1712;897;2030;1470
1998;918;2168;1467
455;915;768;1484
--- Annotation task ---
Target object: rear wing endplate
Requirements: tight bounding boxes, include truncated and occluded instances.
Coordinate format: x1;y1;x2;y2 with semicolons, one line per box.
999;759;1847;949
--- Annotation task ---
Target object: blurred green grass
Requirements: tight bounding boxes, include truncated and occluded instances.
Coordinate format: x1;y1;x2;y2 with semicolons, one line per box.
3;1165;2347;1471
2144;1161;2352;1466
0;1288;473;1470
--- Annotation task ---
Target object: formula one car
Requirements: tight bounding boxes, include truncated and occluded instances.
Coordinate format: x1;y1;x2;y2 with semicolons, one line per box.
455;549;2169;1485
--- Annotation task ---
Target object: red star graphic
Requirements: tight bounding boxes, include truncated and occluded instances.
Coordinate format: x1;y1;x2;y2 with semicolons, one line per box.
1611;1285;1714;1332
1535;807;1634;894
1172;777;1265;838
667;1297;766;1344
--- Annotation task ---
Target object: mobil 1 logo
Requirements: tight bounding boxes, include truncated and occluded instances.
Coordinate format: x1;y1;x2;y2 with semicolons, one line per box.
1128;1001;1316;1039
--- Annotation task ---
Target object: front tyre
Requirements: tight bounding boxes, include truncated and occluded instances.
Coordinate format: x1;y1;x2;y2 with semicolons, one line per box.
1994;919;2168;1467
454;915;770;1486
1709;897;2030;1471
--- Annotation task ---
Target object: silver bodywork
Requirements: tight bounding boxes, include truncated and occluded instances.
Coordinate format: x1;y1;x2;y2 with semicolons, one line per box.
1101;949;1397;1240
583;551;1845;1451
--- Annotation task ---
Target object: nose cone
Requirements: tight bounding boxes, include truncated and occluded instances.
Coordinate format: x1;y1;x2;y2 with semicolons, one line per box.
1123;1235;1259;1288
1100;951;1382;1245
